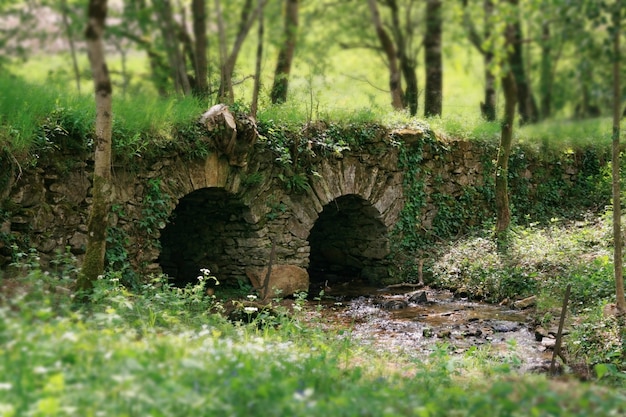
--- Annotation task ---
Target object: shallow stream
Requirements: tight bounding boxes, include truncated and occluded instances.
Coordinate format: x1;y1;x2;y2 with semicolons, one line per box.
311;281;556;374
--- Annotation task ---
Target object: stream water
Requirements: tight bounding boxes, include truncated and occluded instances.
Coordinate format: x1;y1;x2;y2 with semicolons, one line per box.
310;281;556;374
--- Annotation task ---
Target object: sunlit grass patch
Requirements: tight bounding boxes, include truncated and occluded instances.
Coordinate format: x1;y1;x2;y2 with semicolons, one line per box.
518;117;613;150
0;75;64;151
431;214;614;304
113;95;202;142
427;113;501;142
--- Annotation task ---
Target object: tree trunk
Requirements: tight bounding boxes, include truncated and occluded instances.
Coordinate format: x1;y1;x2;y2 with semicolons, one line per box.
270;0;299;104
509;0;538;124
481;0;496;121
482;51;497;121
367;0;404;111
424;0;442;117
462;0;496;120
192;0;209;96
401;60;419;116
60;0;81;93
495;70;517;236
495;17;518;239
218;0;265;103
154;0;191;95
251;0;264;117
539;22;552;120
611;0;625;314
387;0;416;115
214;0;229;101
78;0;113;294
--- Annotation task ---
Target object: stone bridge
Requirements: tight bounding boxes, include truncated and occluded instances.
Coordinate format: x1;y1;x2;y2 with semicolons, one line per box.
0;125;420;292
154;129;408;289
0;122;595;293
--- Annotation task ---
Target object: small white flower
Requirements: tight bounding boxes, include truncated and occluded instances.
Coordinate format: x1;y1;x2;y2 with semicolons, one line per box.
0;382;12;390
61;332;78;342
246;295;257;301
293;387;315;401
243;307;258;314
33;366;47;374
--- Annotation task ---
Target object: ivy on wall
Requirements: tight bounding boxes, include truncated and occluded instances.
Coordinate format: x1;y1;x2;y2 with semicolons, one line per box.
389;134;613;284
105;178;172;287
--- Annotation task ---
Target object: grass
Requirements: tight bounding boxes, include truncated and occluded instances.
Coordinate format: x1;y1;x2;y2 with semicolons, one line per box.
2;255;626;416
1;68;614;167
518;117;614;150
3;41;616;156
0;72;207;159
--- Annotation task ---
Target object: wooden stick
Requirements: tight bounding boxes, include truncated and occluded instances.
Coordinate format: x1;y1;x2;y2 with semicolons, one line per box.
261;239;276;299
550;284;571;375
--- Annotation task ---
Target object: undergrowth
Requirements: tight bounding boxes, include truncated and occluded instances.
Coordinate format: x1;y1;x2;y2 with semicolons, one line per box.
429;211;626;381
1;255;626;416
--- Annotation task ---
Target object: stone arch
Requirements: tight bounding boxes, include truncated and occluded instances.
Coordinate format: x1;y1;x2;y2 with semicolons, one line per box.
307;194;390;285
157;187;267;287
305;157;405;231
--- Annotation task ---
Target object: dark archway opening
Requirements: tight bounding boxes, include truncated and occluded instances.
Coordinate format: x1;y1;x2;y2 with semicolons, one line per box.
307;194;390;287
158;187;260;288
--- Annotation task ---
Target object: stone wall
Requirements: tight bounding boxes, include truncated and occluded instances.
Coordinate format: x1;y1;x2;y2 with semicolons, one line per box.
0;128;607;287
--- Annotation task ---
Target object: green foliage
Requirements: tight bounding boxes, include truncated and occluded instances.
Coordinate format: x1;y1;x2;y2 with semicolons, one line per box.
393;137;427;253
105;205;137;287
105;179;172;288
431;236;536;302
4;247;77;317
278;172;311;193
138;178;171;238
37;103;93;155
428;213;626;376
265;196;288;221
507;144;611;223
431;215;613;303
257;117;381;194
545;256;615;312
241;171;265;187
2;258;626;415
568;304;626;377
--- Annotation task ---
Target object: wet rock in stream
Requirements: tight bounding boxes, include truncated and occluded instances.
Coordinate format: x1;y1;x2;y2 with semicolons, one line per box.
408;291;429;304
490;321;521;333
380;299;409;310
325;287;557;374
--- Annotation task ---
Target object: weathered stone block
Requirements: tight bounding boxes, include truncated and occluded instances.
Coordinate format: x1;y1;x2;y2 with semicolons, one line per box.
246;264;310;300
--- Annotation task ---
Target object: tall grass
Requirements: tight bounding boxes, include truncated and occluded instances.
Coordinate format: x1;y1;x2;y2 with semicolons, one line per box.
113;93;205;138
426;113;502;142
0;75;73;151
0;71;206;157
518;117;613;150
